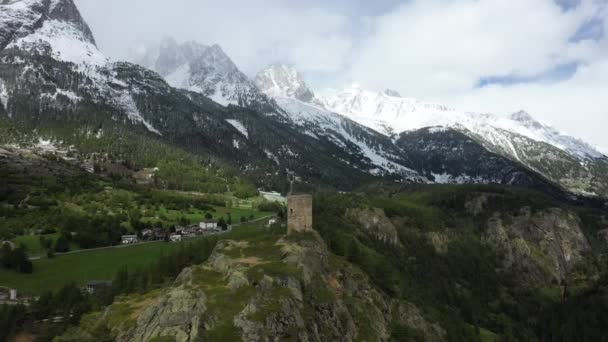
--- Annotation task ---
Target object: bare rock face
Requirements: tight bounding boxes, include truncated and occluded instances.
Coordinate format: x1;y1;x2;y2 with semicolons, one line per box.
427;231;450;254
484;207;591;285
108;267;208;342
347;207;402;246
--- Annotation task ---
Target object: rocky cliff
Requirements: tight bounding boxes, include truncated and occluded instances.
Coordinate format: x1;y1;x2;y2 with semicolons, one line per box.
62;230;444;342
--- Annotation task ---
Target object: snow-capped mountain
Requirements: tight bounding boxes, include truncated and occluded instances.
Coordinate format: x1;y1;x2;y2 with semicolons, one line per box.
1;0;606;197
320;84;608;197
0;0;420;190
255;65;424;179
253;65;589;195
132;37;274;111
0;0;168;134
321;84;605;160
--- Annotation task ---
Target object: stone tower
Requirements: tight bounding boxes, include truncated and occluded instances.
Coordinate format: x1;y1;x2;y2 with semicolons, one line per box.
287;195;313;234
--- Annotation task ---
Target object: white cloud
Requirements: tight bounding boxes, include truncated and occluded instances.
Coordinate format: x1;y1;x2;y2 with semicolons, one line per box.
444;59;608;151
75;0;353;75
346;0;608;149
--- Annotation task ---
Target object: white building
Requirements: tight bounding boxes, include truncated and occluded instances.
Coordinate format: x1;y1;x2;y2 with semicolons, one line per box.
170;234;182;243
121;235;139;244
200;220;218;230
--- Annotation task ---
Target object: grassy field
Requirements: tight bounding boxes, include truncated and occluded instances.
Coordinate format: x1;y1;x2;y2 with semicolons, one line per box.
0;242;176;295
12;233;80;258
0;219;274;295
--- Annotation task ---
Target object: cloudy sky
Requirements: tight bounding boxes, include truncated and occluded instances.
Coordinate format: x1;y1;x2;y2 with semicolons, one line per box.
75;0;608;152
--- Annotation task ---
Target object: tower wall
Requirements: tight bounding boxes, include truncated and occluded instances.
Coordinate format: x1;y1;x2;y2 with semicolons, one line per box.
287;195;313;234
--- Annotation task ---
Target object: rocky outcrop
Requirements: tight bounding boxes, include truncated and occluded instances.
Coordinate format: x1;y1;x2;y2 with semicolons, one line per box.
346;207;402;246
96;232;443;342
104;267;207;342
484;207;591;285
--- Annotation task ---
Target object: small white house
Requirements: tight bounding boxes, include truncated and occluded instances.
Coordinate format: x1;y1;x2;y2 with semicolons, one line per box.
267;218;278;227
9;289;17;301
121;235;139;244
199;220;218;230
170;234;182;243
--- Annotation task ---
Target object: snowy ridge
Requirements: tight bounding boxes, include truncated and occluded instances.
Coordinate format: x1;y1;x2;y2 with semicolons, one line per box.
321;85;605;160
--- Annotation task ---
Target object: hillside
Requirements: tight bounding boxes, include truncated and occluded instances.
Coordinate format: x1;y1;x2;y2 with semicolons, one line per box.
52;185;608;341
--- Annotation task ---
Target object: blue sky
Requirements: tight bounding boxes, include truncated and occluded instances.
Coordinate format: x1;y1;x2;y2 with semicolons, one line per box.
77;0;608;151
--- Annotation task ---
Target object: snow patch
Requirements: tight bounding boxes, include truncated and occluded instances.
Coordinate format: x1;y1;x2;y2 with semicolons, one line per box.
428;126;449;134
117;93;161;135
36;138;59;153
431;172;486;185
0;79;8;111
226;119;249;138
264;149;280;165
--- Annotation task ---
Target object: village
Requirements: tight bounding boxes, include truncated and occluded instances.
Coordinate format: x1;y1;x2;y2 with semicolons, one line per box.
120;216;279;245
119;218;227;245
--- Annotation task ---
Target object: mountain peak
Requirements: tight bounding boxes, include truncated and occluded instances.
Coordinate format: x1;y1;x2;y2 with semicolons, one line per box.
509;110;545;130
133;38;273;109
510;110;534;122
254;64;316;103
384;89;402;97
47;0;96;45
1;0;104;66
0;0;96;48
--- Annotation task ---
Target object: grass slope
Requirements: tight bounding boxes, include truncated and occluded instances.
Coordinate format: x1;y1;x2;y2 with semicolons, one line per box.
0;242;174;294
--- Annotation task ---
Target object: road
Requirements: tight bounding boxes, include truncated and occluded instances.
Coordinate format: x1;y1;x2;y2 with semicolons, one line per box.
29;215;276;260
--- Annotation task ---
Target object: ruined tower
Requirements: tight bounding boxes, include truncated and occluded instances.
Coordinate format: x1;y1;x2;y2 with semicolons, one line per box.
287;195;313;234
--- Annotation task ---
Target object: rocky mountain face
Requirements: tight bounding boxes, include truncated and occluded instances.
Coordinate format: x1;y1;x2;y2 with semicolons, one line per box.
394;127;582;198
484;207;591;285
132;37;276;112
